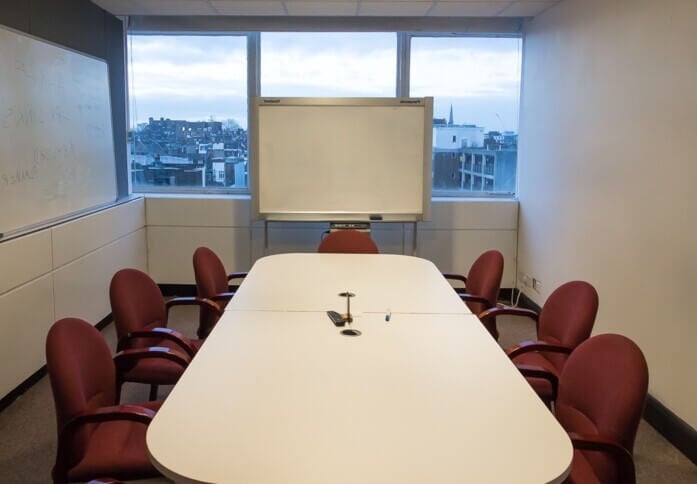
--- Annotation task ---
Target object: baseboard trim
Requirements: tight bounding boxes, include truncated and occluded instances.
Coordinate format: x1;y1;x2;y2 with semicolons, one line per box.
0;366;47;413
644;395;697;465
159;283;197;297
515;289;542;312
0;313;113;413
498;287;514;304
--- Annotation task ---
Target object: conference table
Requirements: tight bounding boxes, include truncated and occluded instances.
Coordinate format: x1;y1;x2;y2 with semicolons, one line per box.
147;253;572;483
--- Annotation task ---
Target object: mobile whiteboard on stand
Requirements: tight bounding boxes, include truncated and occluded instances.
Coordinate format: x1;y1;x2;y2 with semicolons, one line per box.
250;97;433;253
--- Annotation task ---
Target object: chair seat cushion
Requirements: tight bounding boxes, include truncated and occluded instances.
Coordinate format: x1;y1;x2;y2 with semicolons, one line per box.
512;351;559;402
67;415;161;482
120;339;189;385
120;336;202;385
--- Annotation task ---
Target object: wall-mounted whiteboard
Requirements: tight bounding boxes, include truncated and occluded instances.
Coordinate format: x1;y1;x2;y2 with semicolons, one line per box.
0;24;117;238
251;97;432;222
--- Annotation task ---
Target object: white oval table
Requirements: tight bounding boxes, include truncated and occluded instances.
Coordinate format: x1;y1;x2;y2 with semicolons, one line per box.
147;254;572;483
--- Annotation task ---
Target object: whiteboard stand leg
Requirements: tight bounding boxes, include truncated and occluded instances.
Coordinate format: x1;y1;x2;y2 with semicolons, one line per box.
264;220;269;256
412;222;418;256
401;223;406;255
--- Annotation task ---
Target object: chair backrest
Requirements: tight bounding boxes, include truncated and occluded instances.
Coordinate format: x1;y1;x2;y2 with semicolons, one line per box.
317;230;379;254
556;334;648;483
46;318;116;466
464;250;504;315
537;280;599;371
110;268;167;343
193;246;229;337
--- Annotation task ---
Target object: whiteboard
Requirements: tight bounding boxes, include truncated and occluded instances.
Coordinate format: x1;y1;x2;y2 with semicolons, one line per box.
0;25;117;238
251;98;432;222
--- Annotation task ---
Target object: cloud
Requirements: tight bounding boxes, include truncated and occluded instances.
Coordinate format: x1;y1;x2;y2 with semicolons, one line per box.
128;33;521;131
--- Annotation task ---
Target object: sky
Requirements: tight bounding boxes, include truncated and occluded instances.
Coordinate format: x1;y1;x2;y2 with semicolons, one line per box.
128;33;522;132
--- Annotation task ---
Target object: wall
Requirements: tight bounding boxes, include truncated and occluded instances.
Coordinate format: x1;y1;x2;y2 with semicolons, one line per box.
518;0;697;427
0;0;138;400
145;196;519;290
0;199;146;398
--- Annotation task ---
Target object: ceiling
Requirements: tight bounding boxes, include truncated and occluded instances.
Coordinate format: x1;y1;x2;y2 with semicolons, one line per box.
91;0;562;18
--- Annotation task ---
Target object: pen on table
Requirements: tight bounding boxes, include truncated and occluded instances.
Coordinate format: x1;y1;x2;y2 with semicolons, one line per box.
385;309;391;322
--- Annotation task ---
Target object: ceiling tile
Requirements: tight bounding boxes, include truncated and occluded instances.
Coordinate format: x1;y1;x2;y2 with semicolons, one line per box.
284;1;358;16
93;0;559;17
358;1;433;17
210;1;286;15
498;1;558;17
132;0;218;15
429;1;511;17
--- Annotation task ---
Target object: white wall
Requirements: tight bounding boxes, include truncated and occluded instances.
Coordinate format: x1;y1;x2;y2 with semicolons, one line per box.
518;0;697;427
0;199;146;398
145;196;519;289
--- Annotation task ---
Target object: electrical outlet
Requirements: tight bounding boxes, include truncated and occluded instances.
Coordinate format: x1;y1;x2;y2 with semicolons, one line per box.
518;271;531;288
532;278;542;293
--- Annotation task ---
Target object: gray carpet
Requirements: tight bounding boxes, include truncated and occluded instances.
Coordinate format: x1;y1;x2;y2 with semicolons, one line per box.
0;307;695;483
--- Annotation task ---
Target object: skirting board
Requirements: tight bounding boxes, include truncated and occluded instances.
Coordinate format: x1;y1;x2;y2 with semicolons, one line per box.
643;395;697;465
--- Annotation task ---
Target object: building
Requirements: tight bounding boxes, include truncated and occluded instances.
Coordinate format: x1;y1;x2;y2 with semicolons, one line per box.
432;111;517;194
128;117;248;188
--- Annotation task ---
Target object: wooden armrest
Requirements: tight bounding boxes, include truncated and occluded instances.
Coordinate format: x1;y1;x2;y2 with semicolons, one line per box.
442;272;467;287
114;346;190;372
88;479;125;484
516;363;559;401
69;404;156;426
166;296;223;317
459;293;494;307
117;327;196;358
568;432;636;484
479;306;539;323
210;292;235;303
506;340;574;359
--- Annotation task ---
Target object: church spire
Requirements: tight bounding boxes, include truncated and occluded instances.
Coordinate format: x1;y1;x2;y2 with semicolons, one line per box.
448;105;454;125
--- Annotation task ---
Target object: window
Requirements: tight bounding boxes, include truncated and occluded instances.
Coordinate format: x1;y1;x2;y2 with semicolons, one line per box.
261;32;396;97
128;35;248;192
126;30;522;198
410;36;522;196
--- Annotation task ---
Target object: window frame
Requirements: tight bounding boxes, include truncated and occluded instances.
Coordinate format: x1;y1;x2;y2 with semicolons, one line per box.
126;18;522;198
406;32;522;198
126;31;255;195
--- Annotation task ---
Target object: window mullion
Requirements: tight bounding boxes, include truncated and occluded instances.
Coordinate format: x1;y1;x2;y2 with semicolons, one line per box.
396;32;410;97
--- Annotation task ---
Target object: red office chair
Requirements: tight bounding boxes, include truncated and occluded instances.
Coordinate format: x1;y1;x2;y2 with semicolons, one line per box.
553;334;648;484
193;246;247;339
317;229;379;254
46;318;167;484
480;281;598;405
110;268;223;400
443;249;504;327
